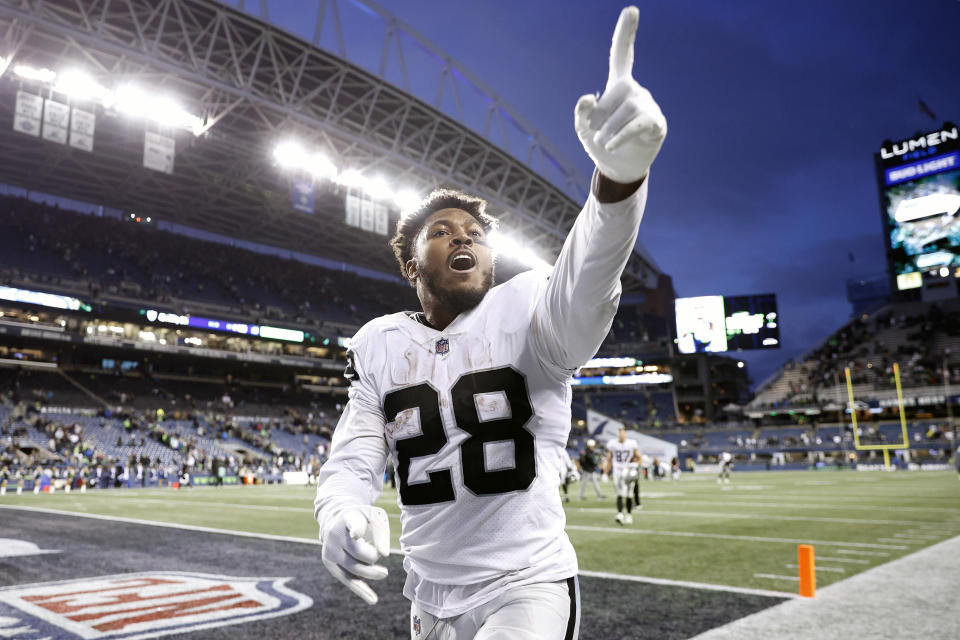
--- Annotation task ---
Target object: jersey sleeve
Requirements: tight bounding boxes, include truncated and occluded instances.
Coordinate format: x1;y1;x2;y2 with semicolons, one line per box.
314;329;389;540
532;174;649;376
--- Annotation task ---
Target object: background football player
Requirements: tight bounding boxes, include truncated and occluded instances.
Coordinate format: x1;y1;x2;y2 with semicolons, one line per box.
718;450;733;484
314;6;666;639
604;427;641;524
577;438;605;500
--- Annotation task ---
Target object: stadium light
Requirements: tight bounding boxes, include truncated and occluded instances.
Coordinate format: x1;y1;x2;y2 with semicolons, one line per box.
308;152;338;181
53;69;112;105
114;85;204;135
394;189;422;212
13;63;56;83
273;141;307;168
365;176;393;201
488;230;552;271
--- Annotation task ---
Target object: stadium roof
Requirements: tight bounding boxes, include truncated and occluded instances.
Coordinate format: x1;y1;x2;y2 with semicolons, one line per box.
0;0;660;292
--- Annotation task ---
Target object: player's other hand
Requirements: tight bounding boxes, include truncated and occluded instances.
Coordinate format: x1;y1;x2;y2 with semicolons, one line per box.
320;505;390;605
575;6;666;185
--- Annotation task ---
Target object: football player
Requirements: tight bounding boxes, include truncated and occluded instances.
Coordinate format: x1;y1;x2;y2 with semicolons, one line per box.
577;438;605;500
314;7;666;639
718;450;733;484
604;427;641;524
558;449;579;503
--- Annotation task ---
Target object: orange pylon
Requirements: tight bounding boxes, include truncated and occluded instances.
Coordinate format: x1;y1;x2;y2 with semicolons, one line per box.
798;544;816;597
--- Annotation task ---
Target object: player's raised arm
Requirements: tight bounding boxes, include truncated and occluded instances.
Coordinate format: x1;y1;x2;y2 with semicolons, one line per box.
575;6;666;188
533;6;667;375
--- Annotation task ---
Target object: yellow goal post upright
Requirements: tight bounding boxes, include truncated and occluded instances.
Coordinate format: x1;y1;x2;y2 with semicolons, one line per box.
844;362;910;469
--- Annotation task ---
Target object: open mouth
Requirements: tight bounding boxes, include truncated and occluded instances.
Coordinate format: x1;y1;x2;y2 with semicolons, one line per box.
449;250;477;272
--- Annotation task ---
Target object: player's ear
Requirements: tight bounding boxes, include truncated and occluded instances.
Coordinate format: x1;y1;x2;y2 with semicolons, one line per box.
405;258;419;284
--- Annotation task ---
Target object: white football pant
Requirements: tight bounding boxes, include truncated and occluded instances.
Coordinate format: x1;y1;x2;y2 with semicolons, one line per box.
410;578;579;640
612;470;635;498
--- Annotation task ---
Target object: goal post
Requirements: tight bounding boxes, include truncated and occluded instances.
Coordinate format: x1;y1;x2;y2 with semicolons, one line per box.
844;362;910;469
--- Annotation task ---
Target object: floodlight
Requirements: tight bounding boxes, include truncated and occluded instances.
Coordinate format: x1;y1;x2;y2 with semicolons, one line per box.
394;189;422;212
54;69;110;103
337;169;366;190
488;230;552;271
308;152;338;180
274;141;307;168
13;64;56;83
365;176;393;201
114;84;203;134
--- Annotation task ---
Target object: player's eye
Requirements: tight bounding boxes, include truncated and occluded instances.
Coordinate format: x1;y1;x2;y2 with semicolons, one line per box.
433;229;447;237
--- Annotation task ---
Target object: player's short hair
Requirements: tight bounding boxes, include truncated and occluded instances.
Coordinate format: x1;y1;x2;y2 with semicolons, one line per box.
389;188;498;283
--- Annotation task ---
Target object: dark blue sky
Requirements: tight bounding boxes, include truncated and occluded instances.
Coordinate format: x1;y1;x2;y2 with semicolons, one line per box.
263;0;960;385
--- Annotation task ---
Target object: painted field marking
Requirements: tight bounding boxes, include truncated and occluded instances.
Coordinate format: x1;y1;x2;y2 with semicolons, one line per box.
796;481;834;486
572;507;933;527
632;498;958;514
815;556;870;564
877;538;919;544
895;533;939;539
576;570;799;599
753;573;799;582
66;496;307;513
0;504;322;545
786;563;845;573
0;505;799;599
564;525;909;549
836;549;890;557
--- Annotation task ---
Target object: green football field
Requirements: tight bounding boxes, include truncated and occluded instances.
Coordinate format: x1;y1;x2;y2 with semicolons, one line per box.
3;470;958;595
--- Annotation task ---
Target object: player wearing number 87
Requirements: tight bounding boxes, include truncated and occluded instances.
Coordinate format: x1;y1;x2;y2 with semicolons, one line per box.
314;6;665;638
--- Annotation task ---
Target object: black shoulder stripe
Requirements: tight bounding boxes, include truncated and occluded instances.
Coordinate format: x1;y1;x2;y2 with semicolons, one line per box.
344;349;360;383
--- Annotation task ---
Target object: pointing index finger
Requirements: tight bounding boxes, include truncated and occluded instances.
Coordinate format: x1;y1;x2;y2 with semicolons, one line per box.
607;6;639;89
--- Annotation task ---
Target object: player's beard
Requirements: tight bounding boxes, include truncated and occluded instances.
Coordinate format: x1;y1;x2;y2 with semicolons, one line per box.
419;262;495;318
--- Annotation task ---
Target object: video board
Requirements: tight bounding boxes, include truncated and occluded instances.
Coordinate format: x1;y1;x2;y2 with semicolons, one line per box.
675;294;779;354
875;125;960;291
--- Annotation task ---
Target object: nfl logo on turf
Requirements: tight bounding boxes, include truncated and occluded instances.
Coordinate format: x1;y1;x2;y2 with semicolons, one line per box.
0;571;312;639
413;614;421;635
435;338;449;355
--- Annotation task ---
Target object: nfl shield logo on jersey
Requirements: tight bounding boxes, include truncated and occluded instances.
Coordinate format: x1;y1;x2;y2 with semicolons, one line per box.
0;571;312;639
412;614;421;635
435;338;449;355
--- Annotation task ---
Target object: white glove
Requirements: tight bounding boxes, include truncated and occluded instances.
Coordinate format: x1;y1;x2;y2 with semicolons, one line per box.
601;473;610;484
575;6;667;184
320;505;390;605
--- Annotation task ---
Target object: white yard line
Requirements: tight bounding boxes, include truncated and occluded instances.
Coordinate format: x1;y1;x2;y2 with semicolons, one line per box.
572;507;933;526
753;573;799;582
0;504;798;600
628;497;959;514
784;563;844;573
836;549;889;557
0;504;322;546
576;570;799;599
876;537;919;544
814;556;869;564
563;525;908;549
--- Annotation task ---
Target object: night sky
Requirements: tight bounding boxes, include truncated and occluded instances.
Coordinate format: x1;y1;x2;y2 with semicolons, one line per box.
254;0;960;386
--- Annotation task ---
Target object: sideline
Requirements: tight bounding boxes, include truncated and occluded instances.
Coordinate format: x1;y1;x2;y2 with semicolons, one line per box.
0;505;798;600
690;534;960;640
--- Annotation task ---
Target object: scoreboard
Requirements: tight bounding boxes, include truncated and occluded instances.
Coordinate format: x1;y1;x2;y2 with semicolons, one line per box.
675;293;779;354
875;124;960;292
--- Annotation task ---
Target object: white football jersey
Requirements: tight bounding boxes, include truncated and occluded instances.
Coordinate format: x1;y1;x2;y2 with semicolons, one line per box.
315;181;648;618
606;438;639;473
